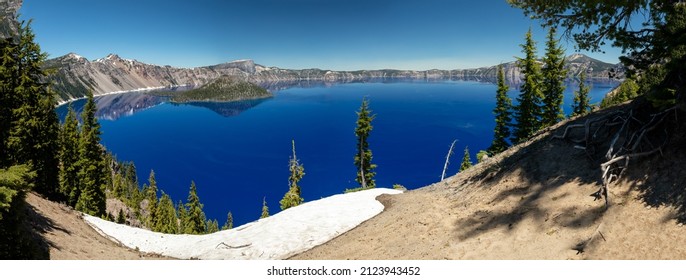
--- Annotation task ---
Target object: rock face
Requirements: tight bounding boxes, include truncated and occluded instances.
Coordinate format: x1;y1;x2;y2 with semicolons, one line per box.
0;0;21;39
46;52;623;103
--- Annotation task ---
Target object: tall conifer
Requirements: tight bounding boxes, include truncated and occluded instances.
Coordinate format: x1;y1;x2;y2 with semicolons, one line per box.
184;181;206;234
280;140;304;210
59;105;81;206
488;65;513;154
354;98;376;189
541;27;567;127
153;192;177;234
75;91;106;217
260;197;269;219
222;211;233;230
512;28;543;144
571;72;592;117
144;170;158;229
460;146;472;172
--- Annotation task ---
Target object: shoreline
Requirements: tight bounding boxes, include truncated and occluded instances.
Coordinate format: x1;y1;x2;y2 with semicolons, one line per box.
55;84;193;107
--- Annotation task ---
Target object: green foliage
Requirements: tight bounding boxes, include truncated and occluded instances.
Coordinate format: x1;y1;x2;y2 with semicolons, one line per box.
59;105;80;206
600;77;637;109
184;181;206;234
353;98;377;189
488;65;512;154
143;170;158;229
541;27;567;127
0;165;34;220
260;197;269;219
176;200;187;234
169;76;272;103
75;92;106;217
511;0;686;108
280;140;305;210
459;146;472;172
572;72;593;116
476;150;489;163
221;211;233;230
392;184;407;191
2;21;59;200
206;219;219;234
0;164;47;259
116;209;126;224
153;192;178;234
512;28;543;144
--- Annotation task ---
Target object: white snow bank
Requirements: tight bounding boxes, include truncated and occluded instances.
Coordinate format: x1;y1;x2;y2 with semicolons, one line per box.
84;188;401;260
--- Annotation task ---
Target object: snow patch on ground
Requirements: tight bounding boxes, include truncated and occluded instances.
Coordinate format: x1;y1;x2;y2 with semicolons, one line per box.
84;188;401;260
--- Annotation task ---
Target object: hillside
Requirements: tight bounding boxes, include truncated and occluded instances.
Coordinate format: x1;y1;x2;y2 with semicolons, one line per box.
293;101;686;260
167;76;272;103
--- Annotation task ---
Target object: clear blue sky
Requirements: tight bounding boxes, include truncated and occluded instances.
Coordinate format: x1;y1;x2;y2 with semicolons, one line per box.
20;0;625;70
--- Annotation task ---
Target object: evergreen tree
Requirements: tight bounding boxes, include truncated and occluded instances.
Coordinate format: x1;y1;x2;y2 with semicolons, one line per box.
153;192;178;234
512;28;543;144
116;209;126;224
206;219;219;234
260;197;269;219
353;98;376;189
571;72;592;117
0;38;16;169
184;181;206;234
5;21;59;199
280;140;305;210
540;27;567;127
488;65;513;155
59;105;81;206
176;200;187;234
221;211;233;230
144;170;158;229
0;165;46;259
75;91;106;217
460;146;472;172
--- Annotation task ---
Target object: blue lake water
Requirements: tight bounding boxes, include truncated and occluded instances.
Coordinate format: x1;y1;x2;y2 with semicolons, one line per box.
56;79;618;226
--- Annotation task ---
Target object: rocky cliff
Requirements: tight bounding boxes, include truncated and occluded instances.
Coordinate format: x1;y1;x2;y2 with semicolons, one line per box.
0;0;21;39
46;52;623;103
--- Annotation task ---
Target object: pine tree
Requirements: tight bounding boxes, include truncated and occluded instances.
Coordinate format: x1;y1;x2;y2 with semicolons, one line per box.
571;72;592;117
460;146;472;172
59;105;81;206
153;192;178;234
75;91;106;217
260;197;269;219
540;27;567;127
280;140;305;210
184;181;206;234
0;38;17;169
353;98;376;189
144;170;158;229
221;211;233;230
488;65;513;155
116;209;126;224
5;21;59;199
512;28;543;144
206;219;219;234
176;200;187;234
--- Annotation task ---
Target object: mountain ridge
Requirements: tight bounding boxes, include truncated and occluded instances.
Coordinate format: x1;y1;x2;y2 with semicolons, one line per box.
46;52;622;103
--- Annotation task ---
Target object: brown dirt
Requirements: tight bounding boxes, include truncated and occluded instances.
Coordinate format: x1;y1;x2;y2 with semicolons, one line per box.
293;104;686;260
25;193;170;260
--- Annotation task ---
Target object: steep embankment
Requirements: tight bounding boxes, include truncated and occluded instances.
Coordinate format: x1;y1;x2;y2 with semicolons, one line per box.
24;193;169;259
293;103;686;260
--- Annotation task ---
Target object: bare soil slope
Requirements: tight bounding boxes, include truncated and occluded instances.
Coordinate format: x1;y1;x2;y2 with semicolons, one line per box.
294;103;686;260
25;193;168;260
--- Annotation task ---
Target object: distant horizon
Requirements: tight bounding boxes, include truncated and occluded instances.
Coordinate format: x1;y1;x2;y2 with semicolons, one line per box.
22;1;625;71
57;51;616;72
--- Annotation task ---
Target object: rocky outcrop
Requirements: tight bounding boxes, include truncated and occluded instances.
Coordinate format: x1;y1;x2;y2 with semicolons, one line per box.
0;0;21;39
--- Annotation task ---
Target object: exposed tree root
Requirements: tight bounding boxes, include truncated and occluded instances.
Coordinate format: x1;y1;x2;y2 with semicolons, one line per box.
554;102;678;208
